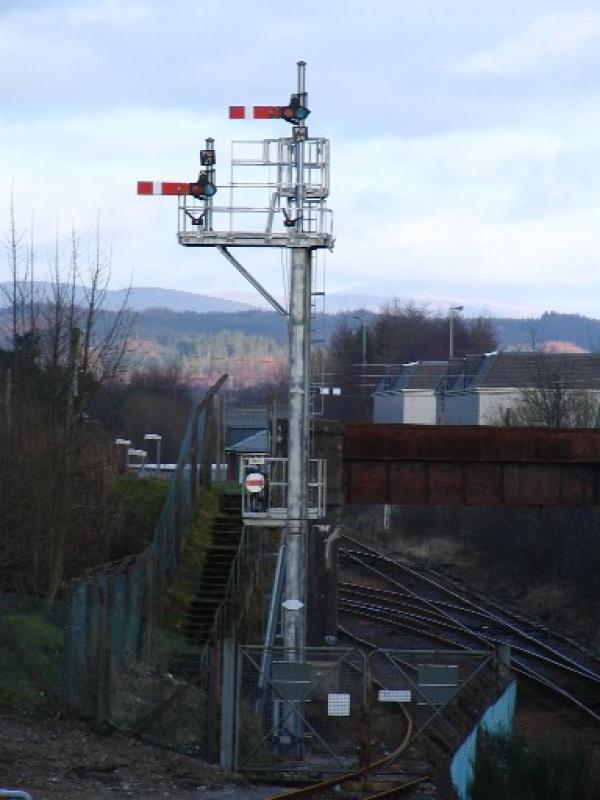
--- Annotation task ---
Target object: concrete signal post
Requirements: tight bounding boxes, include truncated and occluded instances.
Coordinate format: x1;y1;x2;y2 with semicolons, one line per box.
137;61;334;663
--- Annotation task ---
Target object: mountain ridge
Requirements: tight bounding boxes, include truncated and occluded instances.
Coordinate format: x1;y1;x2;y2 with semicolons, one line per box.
0;282;257;314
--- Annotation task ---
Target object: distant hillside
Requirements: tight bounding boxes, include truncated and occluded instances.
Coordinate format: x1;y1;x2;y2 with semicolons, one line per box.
492;312;600;352
107;286;255;313
131;307;364;346
0;282;256;314
131;307;600;352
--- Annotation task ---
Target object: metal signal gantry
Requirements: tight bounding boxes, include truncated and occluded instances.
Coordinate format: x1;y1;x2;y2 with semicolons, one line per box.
136;62;334;666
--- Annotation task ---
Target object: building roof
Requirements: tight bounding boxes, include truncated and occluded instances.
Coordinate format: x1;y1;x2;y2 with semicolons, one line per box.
225;429;269;453
443;355;487;392
374;361;449;395
225;407;268;429
456;351;600;391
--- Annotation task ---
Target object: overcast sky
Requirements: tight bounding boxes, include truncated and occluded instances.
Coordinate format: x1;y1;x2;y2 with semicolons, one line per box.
2;0;600;316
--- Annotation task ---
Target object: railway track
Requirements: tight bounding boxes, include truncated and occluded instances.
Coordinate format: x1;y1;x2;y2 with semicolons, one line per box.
262;535;600;798
337;534;600;725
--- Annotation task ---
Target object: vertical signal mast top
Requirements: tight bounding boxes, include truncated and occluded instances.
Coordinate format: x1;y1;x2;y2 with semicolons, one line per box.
136;61;334;250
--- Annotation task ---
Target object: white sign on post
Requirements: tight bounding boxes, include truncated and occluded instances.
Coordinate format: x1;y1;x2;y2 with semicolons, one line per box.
327;693;351;716
244;472;265;493
378;689;412;703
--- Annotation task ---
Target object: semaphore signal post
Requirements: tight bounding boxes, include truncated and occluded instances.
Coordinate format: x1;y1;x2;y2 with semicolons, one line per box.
137;61;334;664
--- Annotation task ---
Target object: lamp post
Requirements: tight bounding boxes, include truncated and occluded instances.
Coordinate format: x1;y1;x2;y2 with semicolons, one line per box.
114;438;131;473
143;433;162;470
353;314;367;376
127;448;147;473
449;306;463;359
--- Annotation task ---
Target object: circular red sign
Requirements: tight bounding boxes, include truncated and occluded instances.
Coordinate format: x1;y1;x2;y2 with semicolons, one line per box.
245;472;265;493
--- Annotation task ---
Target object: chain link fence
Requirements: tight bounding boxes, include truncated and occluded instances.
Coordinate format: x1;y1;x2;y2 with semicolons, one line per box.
236;646;368;773
233;646;500;776
0;377;228;757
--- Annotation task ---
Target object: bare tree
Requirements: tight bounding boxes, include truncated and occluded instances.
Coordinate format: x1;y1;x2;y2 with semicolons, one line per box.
490;355;600;428
0;203;136;599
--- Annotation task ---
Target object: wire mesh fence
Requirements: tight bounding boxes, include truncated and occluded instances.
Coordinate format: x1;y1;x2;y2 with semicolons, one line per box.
0;592;66;710
0;376;228;756
236;646;368;773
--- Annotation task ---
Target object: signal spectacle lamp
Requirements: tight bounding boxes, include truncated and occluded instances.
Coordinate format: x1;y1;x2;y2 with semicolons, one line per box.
189;172;217;199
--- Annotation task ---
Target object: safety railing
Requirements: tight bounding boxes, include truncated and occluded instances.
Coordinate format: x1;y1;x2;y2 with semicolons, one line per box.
240;455;326;523
177;137;334;247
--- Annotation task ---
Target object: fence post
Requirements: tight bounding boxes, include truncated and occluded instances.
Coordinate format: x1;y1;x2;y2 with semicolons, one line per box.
207;632;221;762
141;558;155;660
95;579;111;726
220;638;236;770
61;583;76;709
190;413;199;504
123;560;135;657
496;644;512;680
202;395;215;489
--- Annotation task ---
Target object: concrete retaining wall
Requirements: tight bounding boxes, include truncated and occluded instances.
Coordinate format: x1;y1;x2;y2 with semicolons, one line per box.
450;680;517;800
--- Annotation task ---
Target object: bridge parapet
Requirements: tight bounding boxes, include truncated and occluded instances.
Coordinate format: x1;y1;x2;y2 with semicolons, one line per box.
344;424;600;506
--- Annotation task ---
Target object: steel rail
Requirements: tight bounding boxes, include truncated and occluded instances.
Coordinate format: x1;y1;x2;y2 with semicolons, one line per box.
339;604;485;653
261;718;422;800
339;542;600;726
340;540;600;683
511;662;600;724
340;580;549;629
340;534;600;665
340;584;501;630
340;602;600;725
341;550;490;647
340;596;600;689
339;586;600;687
422;563;600;662
261;642;423;800
340;599;484;646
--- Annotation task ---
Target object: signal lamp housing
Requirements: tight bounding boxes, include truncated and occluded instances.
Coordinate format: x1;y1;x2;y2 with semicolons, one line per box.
189;172;217;199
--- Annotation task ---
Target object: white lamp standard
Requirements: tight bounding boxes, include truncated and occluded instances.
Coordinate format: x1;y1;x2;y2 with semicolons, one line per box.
143;433;162;470
449;306;464;359
127;448;148;472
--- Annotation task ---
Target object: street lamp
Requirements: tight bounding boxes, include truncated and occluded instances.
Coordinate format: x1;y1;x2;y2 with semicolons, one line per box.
127;448;147;472
143;433;162;470
114;438;132;473
353;314;367;375
449;306;464;359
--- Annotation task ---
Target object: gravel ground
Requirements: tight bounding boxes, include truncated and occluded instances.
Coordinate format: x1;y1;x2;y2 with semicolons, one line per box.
0;704;286;800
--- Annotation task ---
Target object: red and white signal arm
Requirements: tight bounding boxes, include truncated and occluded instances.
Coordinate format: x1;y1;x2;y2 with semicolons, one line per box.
245;471;266;494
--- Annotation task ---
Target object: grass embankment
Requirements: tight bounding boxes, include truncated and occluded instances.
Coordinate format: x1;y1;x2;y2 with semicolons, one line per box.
0;476;170;709
111;475;169;556
0;607;63;707
163;487;219;633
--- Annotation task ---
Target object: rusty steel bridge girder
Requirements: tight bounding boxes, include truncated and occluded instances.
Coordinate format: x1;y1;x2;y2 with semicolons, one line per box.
343;424;600;507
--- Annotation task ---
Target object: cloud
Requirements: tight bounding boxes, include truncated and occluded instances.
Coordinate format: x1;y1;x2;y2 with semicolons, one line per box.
66;1;148;25
3;2;600;316
456;11;600;76
3;102;600;315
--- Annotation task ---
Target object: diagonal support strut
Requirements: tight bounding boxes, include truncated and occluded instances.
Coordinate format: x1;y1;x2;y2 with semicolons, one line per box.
217;246;288;317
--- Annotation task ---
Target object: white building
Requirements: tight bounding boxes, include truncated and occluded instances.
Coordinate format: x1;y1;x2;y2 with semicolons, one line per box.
373;361;449;424
440;351;600;425
374;352;600;426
